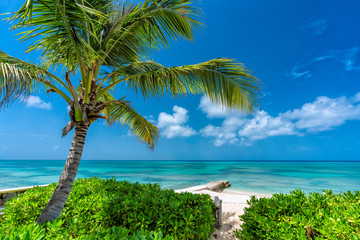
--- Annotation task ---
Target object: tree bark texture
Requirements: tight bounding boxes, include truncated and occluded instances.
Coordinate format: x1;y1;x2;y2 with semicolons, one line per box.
36;122;89;223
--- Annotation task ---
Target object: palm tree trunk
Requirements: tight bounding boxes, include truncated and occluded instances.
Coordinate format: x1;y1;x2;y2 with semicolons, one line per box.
36;122;89;223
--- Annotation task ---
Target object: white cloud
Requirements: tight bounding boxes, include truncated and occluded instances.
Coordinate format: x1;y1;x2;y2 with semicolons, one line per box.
23;96;52;110
282;95;360;132
352;93;360;103
200;110;297;147
161;125;197;139
287;47;360;80
200;92;360;146
152;93;360;144
304;18;329;37
158;106;189;128
286;63;312;79
198;96;247;118
157;106;196;139
200;124;240;146
200;125;221;137
199;104;248;146
238;111;296;141
223;116;247;130
314;48;360;71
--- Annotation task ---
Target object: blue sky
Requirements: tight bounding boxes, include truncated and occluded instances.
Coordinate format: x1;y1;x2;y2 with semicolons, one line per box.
1;0;360;160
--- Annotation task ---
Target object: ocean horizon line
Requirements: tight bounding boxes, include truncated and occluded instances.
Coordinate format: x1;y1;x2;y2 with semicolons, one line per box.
1;160;360;194
1;159;360;162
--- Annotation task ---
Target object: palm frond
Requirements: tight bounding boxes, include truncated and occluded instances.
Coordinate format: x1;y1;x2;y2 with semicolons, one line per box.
100;0;202;66
0;50;71;109
8;0;109;70
104;58;261;112
0;63;30;110
101;92;159;149
7;0;202;70
0;51;67;109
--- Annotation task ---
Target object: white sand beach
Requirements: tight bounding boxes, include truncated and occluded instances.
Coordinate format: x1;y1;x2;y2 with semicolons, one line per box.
175;181;271;240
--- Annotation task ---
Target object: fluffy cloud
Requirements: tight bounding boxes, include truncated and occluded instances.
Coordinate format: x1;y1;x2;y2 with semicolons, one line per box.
158;106;189;128
157;106;196;138
201;124;240;146
23;96;52;110
161;125;197;139
200;92;360;146
155;93;360;144
200;115;247;146
352;92;360;103
283;95;360;132
238;111;296;141
200;111;297;146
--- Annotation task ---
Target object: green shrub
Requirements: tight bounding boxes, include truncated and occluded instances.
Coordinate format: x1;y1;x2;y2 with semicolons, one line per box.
235;189;360;239
0;177;215;239
0;223;46;240
0;222;175;240
77;226;176;240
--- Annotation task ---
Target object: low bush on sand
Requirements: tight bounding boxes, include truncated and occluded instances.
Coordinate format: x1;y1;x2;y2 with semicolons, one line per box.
236;189;360;239
0;177;215;239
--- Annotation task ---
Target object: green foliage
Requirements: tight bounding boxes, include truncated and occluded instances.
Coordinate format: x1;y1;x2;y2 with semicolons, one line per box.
98;90;159;150
0;223;46;240
77;226;176;240
235;189;360;240
0;222;177;240
105;58;260;112
0;223;175;240
9;0;202;68
0;177;215;239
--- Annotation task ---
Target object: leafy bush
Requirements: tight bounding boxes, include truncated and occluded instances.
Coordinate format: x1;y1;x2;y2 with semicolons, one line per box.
0;177;215;239
77;226;176;240
0;223;46;240
0;222;175;240
235;189;360;239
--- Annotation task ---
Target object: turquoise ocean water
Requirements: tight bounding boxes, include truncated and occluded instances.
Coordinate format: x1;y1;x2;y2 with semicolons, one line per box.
0;160;359;194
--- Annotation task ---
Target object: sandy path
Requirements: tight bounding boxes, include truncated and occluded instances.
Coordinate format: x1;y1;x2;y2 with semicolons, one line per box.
176;184;271;240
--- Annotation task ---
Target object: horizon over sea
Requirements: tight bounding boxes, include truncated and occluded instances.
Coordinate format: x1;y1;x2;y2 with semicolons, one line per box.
1;160;360;194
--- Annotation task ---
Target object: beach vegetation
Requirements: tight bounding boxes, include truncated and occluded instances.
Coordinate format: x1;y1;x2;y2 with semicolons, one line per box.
235;189;360;239
0;0;261;223
0;223;175;240
0;177;215;239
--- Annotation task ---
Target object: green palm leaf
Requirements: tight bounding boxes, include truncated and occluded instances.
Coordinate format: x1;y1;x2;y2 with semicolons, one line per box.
9;0;201;70
104;100;159;150
95;0;202;66
9;0;108;70
101;58;261;112
0;50;71;109
95;88;158;149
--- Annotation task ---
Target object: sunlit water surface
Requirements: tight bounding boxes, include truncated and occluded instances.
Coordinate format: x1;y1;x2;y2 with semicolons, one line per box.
1;160;359;194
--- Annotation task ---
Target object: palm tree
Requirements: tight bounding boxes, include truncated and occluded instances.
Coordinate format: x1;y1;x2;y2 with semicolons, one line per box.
0;0;261;223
